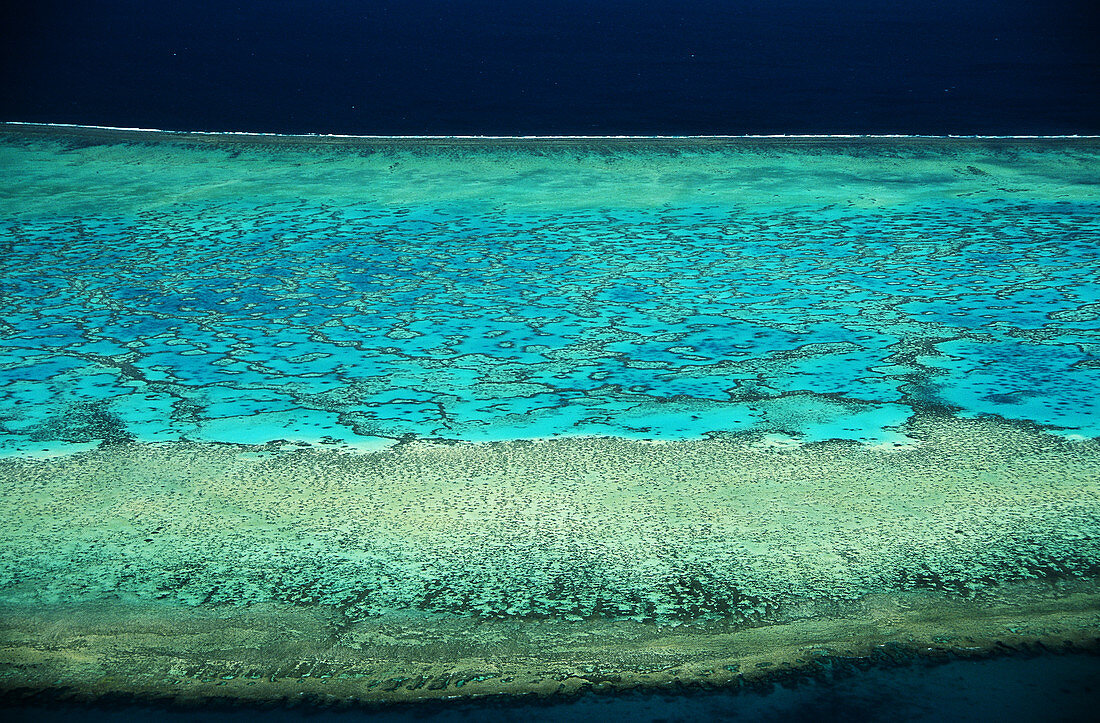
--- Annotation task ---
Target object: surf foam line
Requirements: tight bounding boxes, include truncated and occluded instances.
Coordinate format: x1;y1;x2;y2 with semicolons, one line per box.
4;121;1099;141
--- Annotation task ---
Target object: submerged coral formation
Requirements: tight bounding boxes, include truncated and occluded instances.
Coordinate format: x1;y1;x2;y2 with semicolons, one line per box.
1;415;1099;702
2;129;1099;455
0;127;1098;704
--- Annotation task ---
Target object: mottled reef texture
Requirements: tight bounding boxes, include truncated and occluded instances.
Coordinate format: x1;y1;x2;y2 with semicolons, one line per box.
1;128;1098;704
2;586;1099;706
6;130;1100;455
1;414;1098;704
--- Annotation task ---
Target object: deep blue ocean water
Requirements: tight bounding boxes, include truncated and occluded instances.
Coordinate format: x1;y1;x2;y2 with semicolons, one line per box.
2;0;1098;135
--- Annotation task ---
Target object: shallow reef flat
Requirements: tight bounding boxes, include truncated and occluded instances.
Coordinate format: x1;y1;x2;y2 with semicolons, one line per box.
2;127;1100;455
1;126;1099;705
1;414;1098;704
2;586;1098;706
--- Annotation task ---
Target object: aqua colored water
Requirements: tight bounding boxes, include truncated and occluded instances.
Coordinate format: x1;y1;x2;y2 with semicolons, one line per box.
2;134;1098;456
2;129;1100;711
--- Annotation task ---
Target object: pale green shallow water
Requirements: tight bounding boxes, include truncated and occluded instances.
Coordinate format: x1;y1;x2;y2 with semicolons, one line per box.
0;127;1098;704
1;415;1098;622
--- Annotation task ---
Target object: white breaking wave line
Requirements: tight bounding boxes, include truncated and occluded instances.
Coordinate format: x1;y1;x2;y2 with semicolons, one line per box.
3;121;1099;140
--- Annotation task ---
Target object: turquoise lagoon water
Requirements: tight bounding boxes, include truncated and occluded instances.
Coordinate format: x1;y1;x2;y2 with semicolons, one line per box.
2;128;1100;708
1;130;1098;454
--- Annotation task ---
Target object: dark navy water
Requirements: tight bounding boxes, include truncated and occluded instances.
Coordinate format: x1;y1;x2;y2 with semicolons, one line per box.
5;653;1100;722
2;0;1098;135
